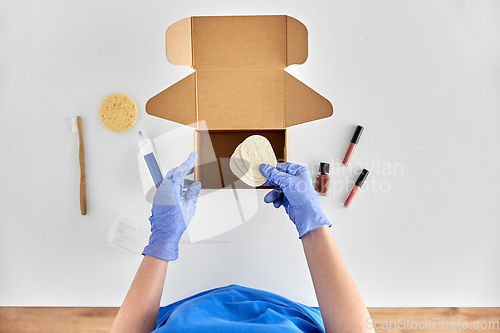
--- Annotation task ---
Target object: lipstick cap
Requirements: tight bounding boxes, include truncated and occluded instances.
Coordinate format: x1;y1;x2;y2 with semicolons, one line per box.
318;162;330;174
355;169;369;187
350;125;364;144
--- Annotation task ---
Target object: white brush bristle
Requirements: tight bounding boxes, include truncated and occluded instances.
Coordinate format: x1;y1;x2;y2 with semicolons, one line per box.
71;117;78;133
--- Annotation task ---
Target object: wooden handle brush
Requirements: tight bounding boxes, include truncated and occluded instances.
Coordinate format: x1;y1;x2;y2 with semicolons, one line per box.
72;116;87;215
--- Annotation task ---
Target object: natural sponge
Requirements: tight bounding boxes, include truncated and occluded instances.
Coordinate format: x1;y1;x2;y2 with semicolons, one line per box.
230;135;277;187
100;93;138;132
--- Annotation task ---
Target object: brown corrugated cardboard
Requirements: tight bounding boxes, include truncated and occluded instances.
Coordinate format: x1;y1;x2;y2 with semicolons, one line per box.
146;15;333;189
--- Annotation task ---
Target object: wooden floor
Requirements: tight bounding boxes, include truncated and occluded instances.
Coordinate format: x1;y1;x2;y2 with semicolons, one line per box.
0;307;499;332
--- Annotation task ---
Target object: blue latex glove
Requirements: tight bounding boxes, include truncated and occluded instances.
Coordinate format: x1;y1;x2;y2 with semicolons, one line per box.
142;151;202;261
259;162;331;238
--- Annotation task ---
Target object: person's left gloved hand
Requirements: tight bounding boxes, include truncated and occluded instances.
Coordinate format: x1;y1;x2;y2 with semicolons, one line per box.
259;162;331;238
142;151;202;261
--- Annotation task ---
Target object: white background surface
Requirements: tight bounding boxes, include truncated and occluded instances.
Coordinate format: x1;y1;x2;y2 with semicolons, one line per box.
1;0;499;307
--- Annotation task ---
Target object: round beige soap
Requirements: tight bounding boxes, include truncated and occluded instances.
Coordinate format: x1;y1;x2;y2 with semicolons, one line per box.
232;144;256;180
240;135;277;181
230;135;277;187
229;153;265;187
100;93;138;132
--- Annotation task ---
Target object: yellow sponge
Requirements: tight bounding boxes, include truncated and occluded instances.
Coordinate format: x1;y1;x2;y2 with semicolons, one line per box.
100;94;138;132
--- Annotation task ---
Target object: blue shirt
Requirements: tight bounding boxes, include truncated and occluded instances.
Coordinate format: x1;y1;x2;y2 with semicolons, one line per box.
153;284;325;332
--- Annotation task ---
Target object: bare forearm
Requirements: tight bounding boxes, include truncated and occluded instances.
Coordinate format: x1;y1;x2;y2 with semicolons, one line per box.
301;226;374;333
110;255;168;333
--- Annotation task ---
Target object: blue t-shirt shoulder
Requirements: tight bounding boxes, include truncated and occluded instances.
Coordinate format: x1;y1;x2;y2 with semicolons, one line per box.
153;284;325;332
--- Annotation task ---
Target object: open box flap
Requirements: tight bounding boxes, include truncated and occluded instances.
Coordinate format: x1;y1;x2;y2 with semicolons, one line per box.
165;15;308;71
286;16;308;66
145;72;197;127
196;71;284;130
191;16;287;71
284;72;333;127
166;17;192;67
149;15;332;130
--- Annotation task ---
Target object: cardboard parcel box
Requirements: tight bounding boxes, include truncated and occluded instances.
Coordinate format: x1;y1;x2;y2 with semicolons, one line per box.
146;15;333;189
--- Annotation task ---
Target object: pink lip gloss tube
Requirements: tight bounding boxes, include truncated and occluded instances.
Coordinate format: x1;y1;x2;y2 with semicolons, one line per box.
342;125;364;166
344;169;369;208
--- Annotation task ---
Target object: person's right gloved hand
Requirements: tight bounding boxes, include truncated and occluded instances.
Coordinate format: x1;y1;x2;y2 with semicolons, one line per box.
259;162;331;238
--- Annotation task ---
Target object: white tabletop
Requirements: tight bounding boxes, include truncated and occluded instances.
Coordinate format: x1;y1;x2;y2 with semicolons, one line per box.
1;0;499;307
